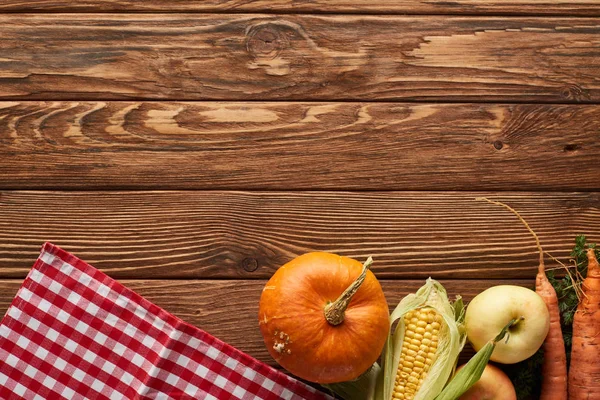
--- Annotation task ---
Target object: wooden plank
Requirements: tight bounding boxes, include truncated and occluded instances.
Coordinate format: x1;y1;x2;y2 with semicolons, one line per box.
1;0;599;16
1;191;598;280
1;102;599;191
0;278;533;368
0;15;599;102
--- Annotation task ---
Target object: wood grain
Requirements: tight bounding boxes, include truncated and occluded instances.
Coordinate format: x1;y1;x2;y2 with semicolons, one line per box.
0;15;599;102
1;0;599;16
1;102;599;191
1;191;598;280
0;278;532;367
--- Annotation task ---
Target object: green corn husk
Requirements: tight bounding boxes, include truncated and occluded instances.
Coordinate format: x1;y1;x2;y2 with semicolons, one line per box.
435;318;521;400
378;278;467;400
323;363;380;400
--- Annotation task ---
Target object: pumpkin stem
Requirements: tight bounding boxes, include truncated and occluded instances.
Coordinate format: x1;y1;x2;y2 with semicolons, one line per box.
324;256;373;326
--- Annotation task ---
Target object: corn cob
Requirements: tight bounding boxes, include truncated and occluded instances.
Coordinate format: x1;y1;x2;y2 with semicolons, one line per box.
379;279;466;400
393;308;443;399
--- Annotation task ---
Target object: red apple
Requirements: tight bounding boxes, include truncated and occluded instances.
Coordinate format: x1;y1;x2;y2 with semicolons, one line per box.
457;363;517;400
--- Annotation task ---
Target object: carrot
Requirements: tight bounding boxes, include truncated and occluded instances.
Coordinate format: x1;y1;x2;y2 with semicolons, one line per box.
477;198;567;399
568;247;600;399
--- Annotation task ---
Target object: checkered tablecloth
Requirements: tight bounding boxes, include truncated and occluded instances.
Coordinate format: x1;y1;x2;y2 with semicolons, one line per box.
0;243;332;399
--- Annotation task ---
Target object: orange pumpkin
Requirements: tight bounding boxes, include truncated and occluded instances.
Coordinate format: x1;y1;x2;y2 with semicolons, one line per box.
258;252;389;384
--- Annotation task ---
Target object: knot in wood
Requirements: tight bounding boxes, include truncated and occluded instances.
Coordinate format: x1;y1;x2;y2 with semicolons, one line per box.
242;257;259;272
563;143;580;152
560;84;590;101
246;25;288;60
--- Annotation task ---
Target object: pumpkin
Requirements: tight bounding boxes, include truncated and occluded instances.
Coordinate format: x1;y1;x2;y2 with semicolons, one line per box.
258;252;390;384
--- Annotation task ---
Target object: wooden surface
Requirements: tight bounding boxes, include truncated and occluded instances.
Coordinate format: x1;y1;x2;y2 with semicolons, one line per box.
1;102;599;190
2;0;600;16
1;0;599;394
0;16;599;103
1;191;598;279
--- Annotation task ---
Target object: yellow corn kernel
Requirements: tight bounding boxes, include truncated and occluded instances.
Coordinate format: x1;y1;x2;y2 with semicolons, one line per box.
426;312;435;323
392;308;441;400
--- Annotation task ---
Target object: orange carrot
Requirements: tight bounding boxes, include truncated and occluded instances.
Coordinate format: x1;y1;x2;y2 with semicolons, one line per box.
477;198;567;399
536;273;568;399
568;248;600;399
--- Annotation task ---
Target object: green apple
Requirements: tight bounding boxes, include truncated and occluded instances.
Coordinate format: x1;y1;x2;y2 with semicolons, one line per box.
457;363;517;400
465;285;549;364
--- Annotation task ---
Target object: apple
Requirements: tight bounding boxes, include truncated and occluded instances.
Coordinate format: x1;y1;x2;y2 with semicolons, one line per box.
457;363;517;400
465;285;549;364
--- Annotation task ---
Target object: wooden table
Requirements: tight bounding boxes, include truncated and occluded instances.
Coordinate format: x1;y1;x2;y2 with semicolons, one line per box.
1;0;599;395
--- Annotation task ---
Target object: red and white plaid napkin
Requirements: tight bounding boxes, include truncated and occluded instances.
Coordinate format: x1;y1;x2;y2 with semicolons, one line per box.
0;243;332;400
